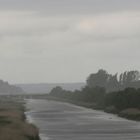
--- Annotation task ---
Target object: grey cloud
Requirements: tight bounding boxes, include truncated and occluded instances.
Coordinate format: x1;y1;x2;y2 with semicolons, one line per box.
0;0;140;15
0;0;139;83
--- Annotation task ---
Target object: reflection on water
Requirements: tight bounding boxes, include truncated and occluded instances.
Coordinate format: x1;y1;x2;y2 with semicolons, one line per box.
25;99;140;140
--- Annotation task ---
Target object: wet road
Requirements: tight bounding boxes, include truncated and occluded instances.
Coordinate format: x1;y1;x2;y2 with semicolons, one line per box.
25;99;140;140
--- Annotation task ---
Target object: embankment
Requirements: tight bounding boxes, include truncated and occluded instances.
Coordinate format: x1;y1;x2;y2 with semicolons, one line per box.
0;99;40;140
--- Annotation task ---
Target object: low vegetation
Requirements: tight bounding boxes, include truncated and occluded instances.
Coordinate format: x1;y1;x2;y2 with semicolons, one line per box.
0;99;40;140
119;108;140;121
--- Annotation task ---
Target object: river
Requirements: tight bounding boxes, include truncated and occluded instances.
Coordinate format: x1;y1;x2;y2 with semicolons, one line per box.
25;99;140;140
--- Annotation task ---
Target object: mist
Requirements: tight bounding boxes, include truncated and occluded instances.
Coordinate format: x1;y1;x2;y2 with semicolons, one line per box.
0;0;139;83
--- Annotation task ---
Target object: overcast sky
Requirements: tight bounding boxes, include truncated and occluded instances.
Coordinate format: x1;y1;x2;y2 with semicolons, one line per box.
0;0;140;84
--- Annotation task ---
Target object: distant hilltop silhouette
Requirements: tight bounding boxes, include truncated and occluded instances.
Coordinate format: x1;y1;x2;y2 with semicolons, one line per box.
16;83;85;94
0;80;24;94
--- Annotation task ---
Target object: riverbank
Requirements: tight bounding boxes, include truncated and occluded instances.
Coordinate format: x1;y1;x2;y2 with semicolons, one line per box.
0;99;40;140
46;95;140;121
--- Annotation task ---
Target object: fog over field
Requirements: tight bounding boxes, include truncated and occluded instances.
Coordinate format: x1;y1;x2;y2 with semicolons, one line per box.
0;0;139;84
17;83;85;94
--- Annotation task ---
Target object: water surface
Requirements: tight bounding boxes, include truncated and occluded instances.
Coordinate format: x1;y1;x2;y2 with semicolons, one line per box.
25;99;140;140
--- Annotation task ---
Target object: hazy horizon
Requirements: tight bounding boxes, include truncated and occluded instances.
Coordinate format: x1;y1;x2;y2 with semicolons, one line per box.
15;82;85;85
0;0;140;84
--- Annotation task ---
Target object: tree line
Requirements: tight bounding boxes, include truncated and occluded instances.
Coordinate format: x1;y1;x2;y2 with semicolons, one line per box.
87;69;140;92
49;69;140;113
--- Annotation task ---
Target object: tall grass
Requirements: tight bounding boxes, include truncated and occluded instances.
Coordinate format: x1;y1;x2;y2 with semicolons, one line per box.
0;100;40;140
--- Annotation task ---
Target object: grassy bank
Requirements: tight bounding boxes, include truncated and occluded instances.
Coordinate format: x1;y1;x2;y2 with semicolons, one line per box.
105;106;140;121
0;99;40;140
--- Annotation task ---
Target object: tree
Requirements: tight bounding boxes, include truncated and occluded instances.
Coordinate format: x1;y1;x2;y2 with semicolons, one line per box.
107;74;120;91
119;70;140;88
50;86;64;96
87;69;110;88
87;69;140;92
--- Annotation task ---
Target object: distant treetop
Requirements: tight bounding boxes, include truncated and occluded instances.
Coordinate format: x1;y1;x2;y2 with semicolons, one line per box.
87;69;140;92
